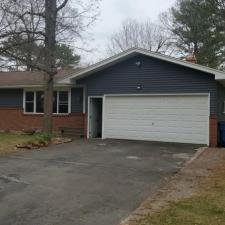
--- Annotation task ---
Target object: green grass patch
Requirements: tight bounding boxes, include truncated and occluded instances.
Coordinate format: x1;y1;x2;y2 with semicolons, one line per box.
138;162;225;225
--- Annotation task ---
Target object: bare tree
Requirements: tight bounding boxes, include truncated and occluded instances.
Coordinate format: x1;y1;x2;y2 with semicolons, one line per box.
0;0;100;132
107;19;173;56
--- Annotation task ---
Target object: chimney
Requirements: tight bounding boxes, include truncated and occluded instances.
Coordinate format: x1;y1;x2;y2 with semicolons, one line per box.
185;53;197;64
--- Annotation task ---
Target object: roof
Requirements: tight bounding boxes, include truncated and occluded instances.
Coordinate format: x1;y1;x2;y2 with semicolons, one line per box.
1;48;225;88
0;69;78;88
59;48;225;84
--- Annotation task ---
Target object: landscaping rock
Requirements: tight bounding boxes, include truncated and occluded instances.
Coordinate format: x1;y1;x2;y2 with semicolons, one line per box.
16;144;33;149
51;137;73;145
22;128;37;135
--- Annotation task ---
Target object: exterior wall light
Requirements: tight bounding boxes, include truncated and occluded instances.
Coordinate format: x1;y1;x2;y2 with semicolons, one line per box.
135;61;142;67
137;84;142;90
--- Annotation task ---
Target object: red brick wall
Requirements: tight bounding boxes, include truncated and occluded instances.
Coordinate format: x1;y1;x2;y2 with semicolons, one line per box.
0;108;219;146
83;114;219;146
0;108;85;132
210;115;218;147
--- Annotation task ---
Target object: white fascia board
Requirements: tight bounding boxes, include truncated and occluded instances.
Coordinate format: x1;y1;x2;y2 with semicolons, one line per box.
58;77;73;84
0;83;74;89
215;73;225;80
59;48;225;83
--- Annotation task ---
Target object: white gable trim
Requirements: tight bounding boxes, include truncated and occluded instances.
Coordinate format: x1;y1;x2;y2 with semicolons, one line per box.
59;48;225;83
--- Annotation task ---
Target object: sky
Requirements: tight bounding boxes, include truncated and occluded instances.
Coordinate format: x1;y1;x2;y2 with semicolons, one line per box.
77;0;176;64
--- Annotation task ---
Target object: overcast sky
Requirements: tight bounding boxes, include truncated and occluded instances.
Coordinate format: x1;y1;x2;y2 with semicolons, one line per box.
78;0;176;64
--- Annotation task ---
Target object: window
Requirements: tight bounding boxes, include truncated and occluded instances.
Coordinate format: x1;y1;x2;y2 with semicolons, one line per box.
53;91;69;114
58;91;69;113
36;91;44;113
53;91;58;114
24;90;70;114
25;92;34;113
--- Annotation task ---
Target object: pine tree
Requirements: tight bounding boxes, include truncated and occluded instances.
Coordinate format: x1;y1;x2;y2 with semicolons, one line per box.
170;0;225;69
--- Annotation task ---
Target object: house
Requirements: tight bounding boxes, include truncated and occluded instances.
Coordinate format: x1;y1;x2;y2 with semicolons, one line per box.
1;48;225;146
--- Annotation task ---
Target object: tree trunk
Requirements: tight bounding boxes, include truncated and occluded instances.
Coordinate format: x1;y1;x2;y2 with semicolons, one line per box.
43;0;57;133
43;73;54;133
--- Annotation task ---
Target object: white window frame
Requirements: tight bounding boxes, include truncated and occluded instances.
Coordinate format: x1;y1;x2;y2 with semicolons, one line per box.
23;91;36;113
23;89;71;115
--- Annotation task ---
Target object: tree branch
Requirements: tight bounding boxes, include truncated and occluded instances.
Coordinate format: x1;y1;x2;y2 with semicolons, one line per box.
56;0;69;12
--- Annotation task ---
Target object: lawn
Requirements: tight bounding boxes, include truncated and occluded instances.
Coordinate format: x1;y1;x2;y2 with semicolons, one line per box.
0;133;51;155
137;156;225;225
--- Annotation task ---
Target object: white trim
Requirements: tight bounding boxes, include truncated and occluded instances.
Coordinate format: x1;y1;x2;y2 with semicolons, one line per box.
34;91;37;113
104;93;210;97
56;91;59;114
87;96;103;139
68;89;71;114
23;87;72;91
23;90;25;111
87;96;90;139
23;90;35;113
102;95;106;139
102;93;210;146
207;93;211;146
0;84;73;89
59;48;225;83
23;89;71;115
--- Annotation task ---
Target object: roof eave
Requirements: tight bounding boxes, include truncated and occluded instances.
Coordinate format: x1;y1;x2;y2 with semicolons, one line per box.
58;48;225;82
0;83;74;89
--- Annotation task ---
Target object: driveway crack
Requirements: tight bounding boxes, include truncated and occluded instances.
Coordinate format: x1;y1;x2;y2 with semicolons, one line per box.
0;175;30;185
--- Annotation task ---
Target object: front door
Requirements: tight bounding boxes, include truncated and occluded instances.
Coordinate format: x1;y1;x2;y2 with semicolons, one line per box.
89;98;103;138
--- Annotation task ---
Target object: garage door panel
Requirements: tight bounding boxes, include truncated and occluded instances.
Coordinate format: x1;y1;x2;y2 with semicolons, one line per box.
105;130;206;144
106;111;208;118
106;114;208;122
106;97;208;106
106;107;208;115
105;124;207;134
103;95;209;144
105;121;208;131
105;129;207;144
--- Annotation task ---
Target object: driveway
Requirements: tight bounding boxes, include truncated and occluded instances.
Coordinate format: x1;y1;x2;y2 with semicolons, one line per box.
0;139;199;225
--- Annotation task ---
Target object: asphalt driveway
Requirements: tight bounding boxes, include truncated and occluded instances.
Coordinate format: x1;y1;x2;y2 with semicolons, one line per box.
0;139;200;225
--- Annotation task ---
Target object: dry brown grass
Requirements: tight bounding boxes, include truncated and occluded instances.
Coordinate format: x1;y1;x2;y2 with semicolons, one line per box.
137;151;225;225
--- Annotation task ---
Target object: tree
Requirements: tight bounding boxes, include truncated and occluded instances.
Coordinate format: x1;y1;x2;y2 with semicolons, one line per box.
55;44;80;69
0;0;99;132
1;38;80;71
167;0;225;68
107;19;173;56
1;36;43;71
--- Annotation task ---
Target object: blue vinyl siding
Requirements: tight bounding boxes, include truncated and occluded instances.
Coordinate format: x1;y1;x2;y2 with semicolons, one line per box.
0;88;83;113
216;83;225;121
0;89;23;107
77;54;217;114
71;88;83;113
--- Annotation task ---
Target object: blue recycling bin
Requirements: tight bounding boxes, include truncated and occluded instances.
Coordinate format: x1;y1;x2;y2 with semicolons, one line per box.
220;122;225;147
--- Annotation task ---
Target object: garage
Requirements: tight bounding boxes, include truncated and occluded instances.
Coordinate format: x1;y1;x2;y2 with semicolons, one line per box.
72;48;225;146
103;94;209;145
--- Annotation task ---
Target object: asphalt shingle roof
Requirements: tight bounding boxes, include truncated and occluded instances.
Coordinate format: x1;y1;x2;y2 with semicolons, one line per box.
0;69;78;87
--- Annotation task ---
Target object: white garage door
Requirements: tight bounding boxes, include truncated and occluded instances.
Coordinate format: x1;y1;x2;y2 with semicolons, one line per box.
103;95;209;144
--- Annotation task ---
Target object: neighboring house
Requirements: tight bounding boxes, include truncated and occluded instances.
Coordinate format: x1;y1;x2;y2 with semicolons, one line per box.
1;48;225;146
